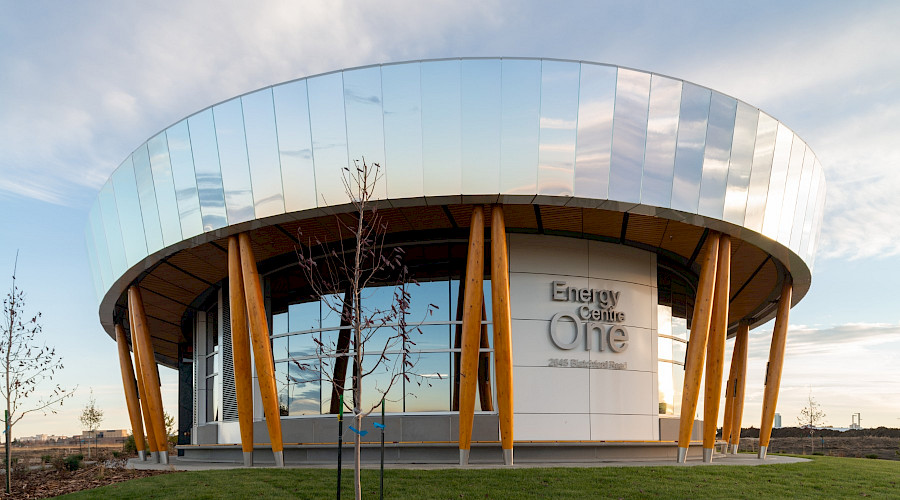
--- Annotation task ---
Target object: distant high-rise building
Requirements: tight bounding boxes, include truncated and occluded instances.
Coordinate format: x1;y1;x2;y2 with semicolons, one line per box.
774;413;782;428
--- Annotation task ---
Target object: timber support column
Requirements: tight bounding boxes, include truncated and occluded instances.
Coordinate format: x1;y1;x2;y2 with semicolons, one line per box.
129;313;158;461
238;233;285;467
676;232;720;463
758;279;793;459
728;322;750;454
128;286;169;465
490;205;514;466
701;235;731;462
458;206;485;465
228;236;255;466
115;324;146;461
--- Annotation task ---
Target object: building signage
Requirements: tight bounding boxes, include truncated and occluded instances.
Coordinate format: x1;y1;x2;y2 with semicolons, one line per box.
548;281;629;354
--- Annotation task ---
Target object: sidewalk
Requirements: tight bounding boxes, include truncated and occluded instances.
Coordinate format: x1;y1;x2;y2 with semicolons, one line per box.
127;453;809;472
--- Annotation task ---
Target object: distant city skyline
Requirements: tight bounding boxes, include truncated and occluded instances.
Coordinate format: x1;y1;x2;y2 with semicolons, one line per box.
1;1;898;436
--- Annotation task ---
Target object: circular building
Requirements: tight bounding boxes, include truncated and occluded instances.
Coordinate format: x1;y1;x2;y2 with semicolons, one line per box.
85;58;826;465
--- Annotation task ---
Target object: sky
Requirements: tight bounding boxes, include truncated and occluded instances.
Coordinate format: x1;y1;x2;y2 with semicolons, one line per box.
1;0;899;437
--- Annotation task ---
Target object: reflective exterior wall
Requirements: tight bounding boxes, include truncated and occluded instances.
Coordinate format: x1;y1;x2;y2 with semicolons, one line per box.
85;58;826;327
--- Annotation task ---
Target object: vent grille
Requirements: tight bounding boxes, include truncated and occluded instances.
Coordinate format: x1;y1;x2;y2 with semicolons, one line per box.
221;286;238;421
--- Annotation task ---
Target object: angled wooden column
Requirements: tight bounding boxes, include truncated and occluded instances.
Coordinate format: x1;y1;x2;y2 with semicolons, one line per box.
721;342;739;450
238;233;285;467
228;236;254;466
458;206;484;465
490;205;514;466
115;324;146;461
128;286;169;464
759;279;792;459
676;232;720;463
728;322;750;453
701;234;730;462
128;312;158;458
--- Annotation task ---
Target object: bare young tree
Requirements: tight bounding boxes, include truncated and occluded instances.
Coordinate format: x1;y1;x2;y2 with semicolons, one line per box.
797;391;826;428
79;388;103;458
1;254;74;493
294;159;434;500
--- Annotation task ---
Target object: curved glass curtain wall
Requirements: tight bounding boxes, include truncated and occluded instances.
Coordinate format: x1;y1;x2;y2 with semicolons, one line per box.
656;266;695;416
86;58;826;307
265;242;495;416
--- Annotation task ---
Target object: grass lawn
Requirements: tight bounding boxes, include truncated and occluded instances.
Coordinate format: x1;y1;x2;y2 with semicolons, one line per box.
59;455;899;499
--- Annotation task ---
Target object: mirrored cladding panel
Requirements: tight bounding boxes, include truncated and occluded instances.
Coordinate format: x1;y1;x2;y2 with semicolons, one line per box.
85;58;826;339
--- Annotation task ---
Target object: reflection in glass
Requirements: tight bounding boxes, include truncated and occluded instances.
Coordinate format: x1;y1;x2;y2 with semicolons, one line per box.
147;132;184;246
790;148;816;250
164;123;205;238
242;88;285;218
761;124;794;240
640;75;682;208
131;145;163;254
799;161;822;257
722;103;759;225
273;312;288;335
289;301;320;332
421;60;462;197
88;202;113;290
671;83;711;214
382;62;424;199
806;175;826;263
187;110;228;231
344;67;386;199
410;324;451;350
537;60;579;196
500;59;541;194
698;92;738;219
110;160;147;268
574;63;617;201
406;352;450;412
608;68;651;204
777;136;807;244
288;361;322;415
307;72;350;207
213;99;255;225
407;280;450;322
84;235;104;303
273;336;289;361
743;113;778;232
362;354;403;412
273;80;317;213
461;59;501;194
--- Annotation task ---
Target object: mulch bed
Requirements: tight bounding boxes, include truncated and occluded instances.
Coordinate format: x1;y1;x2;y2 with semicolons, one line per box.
0;462;174;499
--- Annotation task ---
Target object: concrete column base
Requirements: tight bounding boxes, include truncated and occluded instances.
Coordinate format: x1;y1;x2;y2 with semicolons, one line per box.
459;448;470;466
758;445;768;459
137;450;146;461
150;451;158;463
273;450;284;468
159;452;169;465
243;451;253;467
676;447;688;463
702;447;713;463
502;448;513;466
729;443;739;454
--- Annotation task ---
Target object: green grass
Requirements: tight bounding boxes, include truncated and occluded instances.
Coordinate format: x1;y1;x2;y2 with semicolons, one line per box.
60;455;899;499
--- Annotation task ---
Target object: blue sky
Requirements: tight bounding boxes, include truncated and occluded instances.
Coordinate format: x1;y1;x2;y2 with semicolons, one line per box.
1;1;899;436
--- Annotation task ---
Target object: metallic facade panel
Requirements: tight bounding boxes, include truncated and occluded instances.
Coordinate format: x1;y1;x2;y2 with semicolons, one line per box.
242;88;286;219
609;68;651;204
537;60;579;196
574;63;617;201
640;75;682;208
382;62;425;199
85;58;826;330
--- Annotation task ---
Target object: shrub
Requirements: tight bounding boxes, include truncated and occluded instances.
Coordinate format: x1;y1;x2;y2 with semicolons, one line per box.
63;454;84;471
41;454;53;463
865;454;879;459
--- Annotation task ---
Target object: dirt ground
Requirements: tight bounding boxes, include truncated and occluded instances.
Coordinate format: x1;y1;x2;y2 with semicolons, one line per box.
740;436;900;460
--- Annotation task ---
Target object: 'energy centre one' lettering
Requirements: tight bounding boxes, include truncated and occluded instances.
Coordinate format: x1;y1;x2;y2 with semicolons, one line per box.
548;281;629;353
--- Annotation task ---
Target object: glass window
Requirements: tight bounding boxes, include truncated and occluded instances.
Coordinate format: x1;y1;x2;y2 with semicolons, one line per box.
111;158;148;268
131;145;164;254
671;83;711;214
289;301;321;332
147;132;185;246
272;80;317;213
761;124;794;240
574;63;617;201
99;179;127;277
640;75;682;208
242;88;286;219
722;103;759;226
698;92;738;219
88;200;113;289
188;109;228;231
307;72;350;207
343;66;387;200
537;60;579;196
405;352;451;412
778;136;807;244
609;68;651;204
790;148;817;251
421;60;462;197
743;112;778;232
461;59;501;194
164;122;205;238
500;58;541;195
213;99;255;225
382;62;424;199
799;161;822;258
